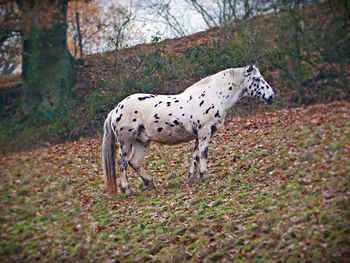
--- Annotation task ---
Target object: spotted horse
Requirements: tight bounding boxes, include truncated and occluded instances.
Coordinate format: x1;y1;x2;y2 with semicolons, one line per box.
102;63;275;195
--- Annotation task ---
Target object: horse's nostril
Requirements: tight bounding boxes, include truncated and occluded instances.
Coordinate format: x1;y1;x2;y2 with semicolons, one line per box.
265;95;274;105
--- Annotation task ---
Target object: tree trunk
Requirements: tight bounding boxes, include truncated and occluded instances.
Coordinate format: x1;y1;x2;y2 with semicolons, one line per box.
17;0;75;124
75;11;84;58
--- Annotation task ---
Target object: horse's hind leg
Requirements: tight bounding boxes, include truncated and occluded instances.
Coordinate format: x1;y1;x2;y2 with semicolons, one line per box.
129;141;155;190
118;139;133;196
188;138;199;180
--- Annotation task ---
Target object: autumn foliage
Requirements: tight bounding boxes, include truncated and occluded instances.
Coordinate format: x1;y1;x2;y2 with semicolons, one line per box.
1;100;349;261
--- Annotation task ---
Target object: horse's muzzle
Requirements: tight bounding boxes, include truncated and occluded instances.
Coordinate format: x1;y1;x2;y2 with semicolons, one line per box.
265;94;275;105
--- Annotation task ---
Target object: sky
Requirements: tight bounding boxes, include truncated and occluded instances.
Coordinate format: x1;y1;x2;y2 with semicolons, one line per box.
97;0;208;44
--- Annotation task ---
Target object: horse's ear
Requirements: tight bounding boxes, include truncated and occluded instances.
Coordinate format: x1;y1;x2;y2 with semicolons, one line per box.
247;63;254;72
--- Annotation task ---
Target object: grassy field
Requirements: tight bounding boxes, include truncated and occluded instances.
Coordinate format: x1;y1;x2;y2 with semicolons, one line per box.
1;100;349;262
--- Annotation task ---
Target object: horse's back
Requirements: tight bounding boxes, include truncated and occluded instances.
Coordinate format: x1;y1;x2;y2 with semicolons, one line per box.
111;92;197;145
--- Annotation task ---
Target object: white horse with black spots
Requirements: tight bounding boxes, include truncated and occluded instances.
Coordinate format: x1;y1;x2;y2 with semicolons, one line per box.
102;64;275;196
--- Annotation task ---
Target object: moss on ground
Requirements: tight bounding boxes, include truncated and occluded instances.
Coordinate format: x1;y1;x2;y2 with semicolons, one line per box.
0;101;349;262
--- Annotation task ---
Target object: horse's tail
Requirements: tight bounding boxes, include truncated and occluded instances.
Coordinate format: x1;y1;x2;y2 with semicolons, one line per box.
102;112;118;195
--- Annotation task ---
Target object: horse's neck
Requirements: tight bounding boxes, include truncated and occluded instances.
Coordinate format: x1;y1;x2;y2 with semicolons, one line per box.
180;68;245;113
218;68;245;110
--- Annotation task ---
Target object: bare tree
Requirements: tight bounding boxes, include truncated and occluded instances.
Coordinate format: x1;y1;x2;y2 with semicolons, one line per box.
185;0;258;28
134;0;269;37
102;4;135;51
133;0;190;38
0;1;21;74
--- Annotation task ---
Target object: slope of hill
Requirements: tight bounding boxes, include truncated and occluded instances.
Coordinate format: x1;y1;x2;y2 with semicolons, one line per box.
1;100;349;261
0;1;349;153
50;0;350;141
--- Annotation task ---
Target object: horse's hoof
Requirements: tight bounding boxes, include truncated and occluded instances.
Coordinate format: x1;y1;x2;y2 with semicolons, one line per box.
142;178;155;190
188;172;199;180
125;187;134;197
146;180;155;190
200;172;211;180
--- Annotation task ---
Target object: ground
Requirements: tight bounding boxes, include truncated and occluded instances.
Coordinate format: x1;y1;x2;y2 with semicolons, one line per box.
0;101;349;262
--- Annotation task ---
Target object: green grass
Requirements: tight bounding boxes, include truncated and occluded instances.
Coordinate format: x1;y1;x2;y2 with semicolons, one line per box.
0;101;349;262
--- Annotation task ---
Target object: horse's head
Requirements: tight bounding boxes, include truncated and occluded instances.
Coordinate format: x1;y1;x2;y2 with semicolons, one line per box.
242;64;275;105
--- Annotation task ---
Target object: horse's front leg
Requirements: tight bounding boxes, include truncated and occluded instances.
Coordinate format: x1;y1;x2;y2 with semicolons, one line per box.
197;126;212;179
188;138;199;180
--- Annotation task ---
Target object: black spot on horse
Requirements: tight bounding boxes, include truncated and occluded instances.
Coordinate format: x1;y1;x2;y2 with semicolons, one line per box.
120;105;124;109
134;110;138;114
211;125;217;135
205;107;211;114
169;113;172;116
215;110;220;118
115;108;118;114
167;102;171;106
138;96;151;101
128;128;133;132
138;124;145;132
192;127;198;135
203;146;208;158
229;87;232;90
116;114;123;122
174;120;180;125
174;100;179;103
132;119;136;122
157;127;163;132
154;114;160;119
182;113;185;116
199;100;204;107
155;120;159;123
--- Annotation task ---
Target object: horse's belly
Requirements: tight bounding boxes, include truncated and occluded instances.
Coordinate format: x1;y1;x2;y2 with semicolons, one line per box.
150;128;195;145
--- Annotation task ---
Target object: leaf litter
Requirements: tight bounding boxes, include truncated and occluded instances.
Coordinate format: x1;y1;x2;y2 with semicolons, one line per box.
0;100;349;262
